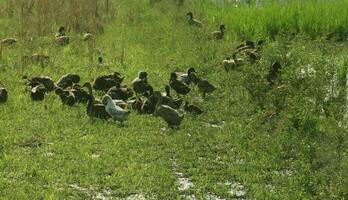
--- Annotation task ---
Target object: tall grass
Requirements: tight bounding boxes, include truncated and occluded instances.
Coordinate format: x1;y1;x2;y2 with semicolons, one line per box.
0;0;116;37
189;0;348;40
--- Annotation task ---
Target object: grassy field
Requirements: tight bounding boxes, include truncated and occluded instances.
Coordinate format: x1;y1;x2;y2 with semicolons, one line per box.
0;0;348;199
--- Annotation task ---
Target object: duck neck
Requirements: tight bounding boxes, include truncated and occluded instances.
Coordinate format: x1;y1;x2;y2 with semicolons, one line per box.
155;95;163;111
165;87;170;97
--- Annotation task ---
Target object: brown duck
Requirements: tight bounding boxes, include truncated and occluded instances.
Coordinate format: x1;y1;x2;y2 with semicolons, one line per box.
154;91;184;129
93;72;124;91
184;101;203;116
212;25;225;40
169;72;191;96
56;74;80;89
132;71;149;96
83;82;110;119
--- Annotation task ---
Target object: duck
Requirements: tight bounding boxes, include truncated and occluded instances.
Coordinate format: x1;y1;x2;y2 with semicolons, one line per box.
222;57;237;71
1;38;17;46
0;86;8;103
85;94;110;119
191;73;216;98
267;61;282;86
29;53;50;64
127;97;143;113
82;82;110;119
69;84;89;103
56;73;80;89
132;71;149;96
212;24;225;40
97;57;110;68
177;67;196;85
141;87;158;114
107;83;134;101
83;32;94;41
160;85;183;109
153;91;184;129
30;83;47;101
184;101;203;116
93;72;124;91
186;12;202;27
244;48;259;62
55;87;76;106
102;94;131;123
169;72;191;96
82;82;102;104
1;38;17;57
236;40;255;51
23;75;55;92
55;26;69;45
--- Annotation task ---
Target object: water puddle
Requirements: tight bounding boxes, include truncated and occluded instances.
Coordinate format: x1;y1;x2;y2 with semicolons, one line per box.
171;159;195;191
69;183;147;200
217;180;247;199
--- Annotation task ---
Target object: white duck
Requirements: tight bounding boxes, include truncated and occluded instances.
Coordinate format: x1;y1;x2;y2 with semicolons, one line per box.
102;95;130;123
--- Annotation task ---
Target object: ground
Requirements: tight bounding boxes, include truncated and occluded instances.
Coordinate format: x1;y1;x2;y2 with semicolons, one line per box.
0;0;347;199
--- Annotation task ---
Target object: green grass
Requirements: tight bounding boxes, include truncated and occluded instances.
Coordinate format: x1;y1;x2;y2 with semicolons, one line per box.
0;0;348;199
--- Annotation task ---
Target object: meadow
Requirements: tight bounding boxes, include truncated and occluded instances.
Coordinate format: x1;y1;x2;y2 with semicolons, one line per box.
0;0;347;199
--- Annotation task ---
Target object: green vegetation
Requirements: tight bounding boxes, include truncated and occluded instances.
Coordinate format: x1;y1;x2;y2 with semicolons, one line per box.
0;0;347;199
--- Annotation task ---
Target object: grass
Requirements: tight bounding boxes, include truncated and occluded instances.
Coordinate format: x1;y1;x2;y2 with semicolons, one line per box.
0;0;348;199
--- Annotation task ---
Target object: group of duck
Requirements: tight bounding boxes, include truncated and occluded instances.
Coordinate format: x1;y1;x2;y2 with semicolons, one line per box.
186;12;226;40
0;68;215;128
0;11;234;128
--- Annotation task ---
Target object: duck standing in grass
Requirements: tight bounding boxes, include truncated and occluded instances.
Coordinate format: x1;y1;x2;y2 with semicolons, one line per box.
70;84;89;103
83;32;94;41
184;101;203;116
186;12;202;27
30;83;47;101
132;71;149;96
1;38;17;58
191;73;216;98
153;91;184;129
55;26;69;45
169;72;191;96
55;87;77;106
93;72;124;91
56;73;80;89
107;83;134;101
177;67;196;85
212;24;225;40
23;75;56;92
1;38;17;46
0;86;8;103
102;94;130;124
267;61;282;86
160;85;183;109
83;82;110;119
141;86;158;114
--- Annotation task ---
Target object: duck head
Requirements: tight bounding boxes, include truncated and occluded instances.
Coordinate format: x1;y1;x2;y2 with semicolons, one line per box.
138;71;148;80
170;72;177;80
246;40;255;48
165;85;170;97
58;26;66;35
187;67;196;74
220;24;226;32
186;12;193;20
98;57;103;64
